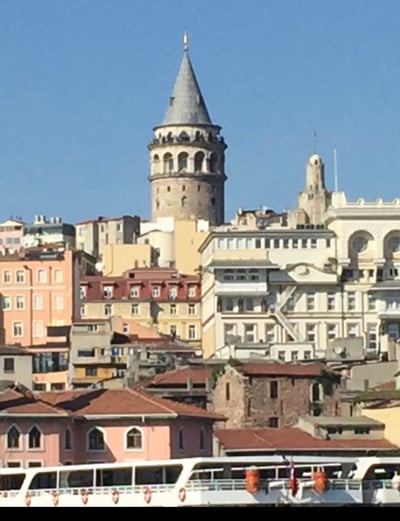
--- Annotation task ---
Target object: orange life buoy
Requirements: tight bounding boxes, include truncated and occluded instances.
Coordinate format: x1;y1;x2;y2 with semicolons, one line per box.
313;470;328;493
245;466;260;493
25;491;32;507
178;487;186;503
143;486;152;504
81;488;89;505
111;488;119;504
52;490;60;506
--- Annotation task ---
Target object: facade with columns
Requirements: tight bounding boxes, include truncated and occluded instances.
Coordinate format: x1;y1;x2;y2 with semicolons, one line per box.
200;153;400;360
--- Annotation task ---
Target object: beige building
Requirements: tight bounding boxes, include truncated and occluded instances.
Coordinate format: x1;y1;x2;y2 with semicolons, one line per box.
138;217;210;274
200;152;400;360
75;215;140;260
101;243;156;276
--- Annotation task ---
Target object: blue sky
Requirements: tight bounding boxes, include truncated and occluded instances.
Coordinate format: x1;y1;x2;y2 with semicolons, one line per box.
1;0;400;224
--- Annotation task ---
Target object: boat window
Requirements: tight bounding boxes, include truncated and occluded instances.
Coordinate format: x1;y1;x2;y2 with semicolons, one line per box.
96;467;133;487
135;465;182;485
364;464;400;480
59;469;94;489
0;473;25;490
28;471;57;490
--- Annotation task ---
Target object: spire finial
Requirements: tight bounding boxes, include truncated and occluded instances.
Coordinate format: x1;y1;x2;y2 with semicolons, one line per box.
183;30;189;52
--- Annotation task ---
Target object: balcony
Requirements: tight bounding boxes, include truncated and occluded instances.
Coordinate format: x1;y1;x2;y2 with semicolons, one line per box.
379;305;400;319
215;281;267;295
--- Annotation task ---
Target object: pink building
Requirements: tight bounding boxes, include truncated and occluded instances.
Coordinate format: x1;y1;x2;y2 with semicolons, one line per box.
0;219;24;254
0;385;224;468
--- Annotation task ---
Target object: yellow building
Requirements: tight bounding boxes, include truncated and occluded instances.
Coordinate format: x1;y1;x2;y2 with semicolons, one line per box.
101;243;155;276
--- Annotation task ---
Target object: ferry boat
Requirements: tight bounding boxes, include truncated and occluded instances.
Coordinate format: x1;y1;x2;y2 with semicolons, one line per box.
1;454;400;506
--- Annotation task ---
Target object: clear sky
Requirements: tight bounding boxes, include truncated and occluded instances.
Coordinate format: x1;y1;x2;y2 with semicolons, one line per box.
1;0;400;224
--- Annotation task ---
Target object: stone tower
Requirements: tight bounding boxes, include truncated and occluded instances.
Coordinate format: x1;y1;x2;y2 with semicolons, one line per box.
148;35;227;225
294;153;332;225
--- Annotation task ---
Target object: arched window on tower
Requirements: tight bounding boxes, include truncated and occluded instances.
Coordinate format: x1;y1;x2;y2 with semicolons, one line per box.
178;152;188;172
156;199;160;210
179;131;190;142
181;196;187;207
163;153;174;173
153;154;160;174
194;151;204;172
210;153;218;173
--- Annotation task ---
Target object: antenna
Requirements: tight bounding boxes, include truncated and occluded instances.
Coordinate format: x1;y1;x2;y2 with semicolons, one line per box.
333;148;338;191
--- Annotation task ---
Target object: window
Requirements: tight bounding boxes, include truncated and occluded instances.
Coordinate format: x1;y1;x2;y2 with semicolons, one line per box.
327;292;336;311
104;303;112;316
103;286;113;299
327;324;337;342
12;321;23;337
178;152;188;171
168;287;177;300
170;304;177;315
178;428;184;450
53;269;63;283
33;294;43;310
367;324;378;350
80;304;86;317
306;292;315;311
80;286;86;299
3;270;11;283
188;325;196;340
244;298;254;311
222;270;234;281
170;325;177;337
28;426;42;449
270;380;278;399
368;293;376;311
87;427;105;451
354;427;370;435
65;429;72;450
277;351;285;362
27;461;42;468
131;303;139;315
347;323;359;337
152;286;160;298
188;304;196;315
224;298;234;312
16;270;25;283
244;324;256;343
15;296;24;310
37;269;46;283
126;427;143;450
291;351;299;362
130;286;140;298
4;358;15;373
306;324;316;342
122;323;129;334
265;324;276;343
2;296;11;310
85;367;97;377
347;292;356;311
6;426;21;449
53;294;63;310
268;417;279;428
304;350;312;360
33;321;44;338
225;382;230;401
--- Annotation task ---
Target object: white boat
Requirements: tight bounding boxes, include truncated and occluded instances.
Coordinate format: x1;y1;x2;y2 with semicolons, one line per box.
1;454;400;506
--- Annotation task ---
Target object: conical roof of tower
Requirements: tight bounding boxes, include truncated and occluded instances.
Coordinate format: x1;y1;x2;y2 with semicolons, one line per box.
162;50;212;126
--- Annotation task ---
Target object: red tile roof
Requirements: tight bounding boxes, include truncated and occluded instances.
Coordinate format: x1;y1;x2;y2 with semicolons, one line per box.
147;366;212;386
238;362;325;377
0;388;66;416
214;428;398;451
40;388;223;420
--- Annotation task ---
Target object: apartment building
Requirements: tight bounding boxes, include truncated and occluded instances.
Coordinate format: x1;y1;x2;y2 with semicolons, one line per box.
200;153;400;360
0;219;24;254
75;215;140;260
80;267;201;346
0;245;80;346
22;215;75;249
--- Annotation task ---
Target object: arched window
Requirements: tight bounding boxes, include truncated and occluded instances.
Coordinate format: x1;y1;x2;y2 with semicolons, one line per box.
199;427;206;450
178;427;184;450
210;153;218;172
65;428;72;450
156;199;160;210
28;425;42;449
163;153;174;173
181;196;187;207
194;151;204;172
211;197;216;206
179;131;190;142
178;152;188;172
6;425;21;449
167;186;171;192
126;427;143;450
153;154;159;163
87;427;105;451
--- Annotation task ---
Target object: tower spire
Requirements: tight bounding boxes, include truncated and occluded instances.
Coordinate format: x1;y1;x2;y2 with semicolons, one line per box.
183;30;189;52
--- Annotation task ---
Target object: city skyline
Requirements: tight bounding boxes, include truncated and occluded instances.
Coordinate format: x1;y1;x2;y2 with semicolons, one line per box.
0;0;399;223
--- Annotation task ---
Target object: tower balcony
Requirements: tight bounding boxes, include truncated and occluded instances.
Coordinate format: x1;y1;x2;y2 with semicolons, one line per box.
148;171;227;182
